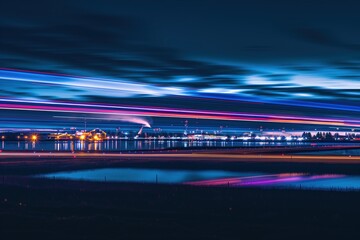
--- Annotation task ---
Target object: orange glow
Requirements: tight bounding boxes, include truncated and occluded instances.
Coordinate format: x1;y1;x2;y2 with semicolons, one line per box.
79;135;86;140
31;135;37;141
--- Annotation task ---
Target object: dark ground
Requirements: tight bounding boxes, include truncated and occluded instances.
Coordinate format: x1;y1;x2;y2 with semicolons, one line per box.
1;147;360;240
0;177;360;240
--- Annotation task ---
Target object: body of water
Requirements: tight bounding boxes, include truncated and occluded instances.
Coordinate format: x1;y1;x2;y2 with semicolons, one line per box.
38;168;360;191
1;140;311;152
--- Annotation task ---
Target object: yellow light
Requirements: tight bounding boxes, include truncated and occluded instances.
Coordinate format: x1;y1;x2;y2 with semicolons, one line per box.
31;135;37;141
80;135;86;140
93;135;99;140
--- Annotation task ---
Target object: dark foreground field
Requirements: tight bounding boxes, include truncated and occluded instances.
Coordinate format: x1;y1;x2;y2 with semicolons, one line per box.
1;148;360;240
1;177;360;240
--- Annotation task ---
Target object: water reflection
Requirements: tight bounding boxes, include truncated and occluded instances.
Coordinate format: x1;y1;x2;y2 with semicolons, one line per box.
187;173;345;187
38;168;360;191
0;140;344;152
39;168;254;184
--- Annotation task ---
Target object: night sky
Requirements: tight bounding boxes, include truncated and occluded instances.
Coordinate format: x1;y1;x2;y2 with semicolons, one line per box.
1;0;360;131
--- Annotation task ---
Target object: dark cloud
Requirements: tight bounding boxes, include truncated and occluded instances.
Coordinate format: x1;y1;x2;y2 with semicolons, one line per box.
0;10;252;90
295;27;360;51
1;0;360;129
336;75;360;80
285;65;320;72
329;61;360;71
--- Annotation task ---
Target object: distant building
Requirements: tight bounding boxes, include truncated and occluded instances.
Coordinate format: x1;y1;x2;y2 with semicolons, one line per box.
49;128;107;141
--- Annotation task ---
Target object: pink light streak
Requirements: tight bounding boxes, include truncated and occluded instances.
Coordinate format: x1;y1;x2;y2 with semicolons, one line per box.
1;98;360;127
186;173;344;187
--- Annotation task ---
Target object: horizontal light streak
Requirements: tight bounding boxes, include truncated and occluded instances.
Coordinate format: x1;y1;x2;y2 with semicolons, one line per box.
0;98;360;127
0;69;171;97
187;173;344;187
2;68;360;114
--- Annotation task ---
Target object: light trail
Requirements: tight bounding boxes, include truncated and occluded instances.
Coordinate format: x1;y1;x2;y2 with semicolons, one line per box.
2;68;360;113
0;98;360;127
2;68;360;127
53;115;151;128
2;152;360;165
0;68;176;97
186;173;344;187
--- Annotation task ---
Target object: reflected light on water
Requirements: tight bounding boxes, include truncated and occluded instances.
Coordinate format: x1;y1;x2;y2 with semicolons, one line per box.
1;140;317;152
186;173;344;187
38;168;360;191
